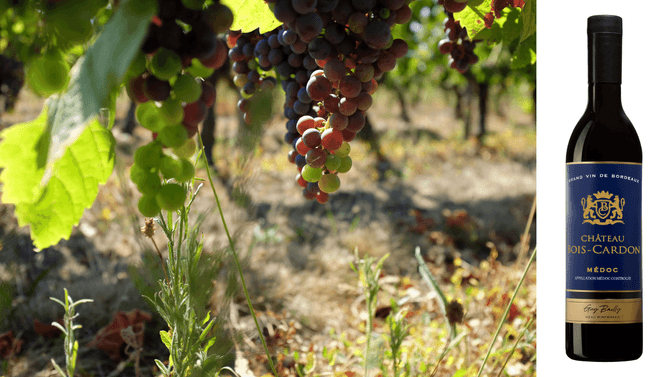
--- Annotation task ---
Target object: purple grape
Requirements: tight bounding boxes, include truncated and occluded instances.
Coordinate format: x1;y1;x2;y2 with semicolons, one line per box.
308;37;332;60
363;20;392;50
295;12;323;42
274;0;297;23
292;0;317;14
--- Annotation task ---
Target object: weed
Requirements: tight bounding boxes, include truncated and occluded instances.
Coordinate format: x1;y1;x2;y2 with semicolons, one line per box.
49;288;92;377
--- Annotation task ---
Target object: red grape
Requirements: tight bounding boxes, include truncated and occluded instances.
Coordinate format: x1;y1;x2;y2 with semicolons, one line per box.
321;128;343;151
302;128;322;148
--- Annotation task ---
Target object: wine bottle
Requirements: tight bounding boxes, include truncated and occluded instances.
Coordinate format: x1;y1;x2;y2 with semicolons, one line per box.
565;15;642;361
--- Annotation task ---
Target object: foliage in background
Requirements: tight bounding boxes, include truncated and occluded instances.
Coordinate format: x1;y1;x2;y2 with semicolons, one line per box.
387;0;535;107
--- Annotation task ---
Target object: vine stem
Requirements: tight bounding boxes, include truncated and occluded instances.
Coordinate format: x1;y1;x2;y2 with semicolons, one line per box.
197;130;279;377
476;247;536;377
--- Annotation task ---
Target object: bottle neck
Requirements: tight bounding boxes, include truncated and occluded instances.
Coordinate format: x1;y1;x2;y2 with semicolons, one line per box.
588;33;622;84
588;83;622;113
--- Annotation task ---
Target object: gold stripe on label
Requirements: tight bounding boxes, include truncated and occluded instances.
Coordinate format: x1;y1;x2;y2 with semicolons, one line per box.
566;161;642;165
566;298;642;324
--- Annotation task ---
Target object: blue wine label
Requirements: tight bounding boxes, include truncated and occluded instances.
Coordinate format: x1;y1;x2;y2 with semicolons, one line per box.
566;162;642;324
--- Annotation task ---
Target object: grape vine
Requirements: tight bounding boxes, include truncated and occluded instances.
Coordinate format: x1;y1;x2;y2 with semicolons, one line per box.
0;0;535;249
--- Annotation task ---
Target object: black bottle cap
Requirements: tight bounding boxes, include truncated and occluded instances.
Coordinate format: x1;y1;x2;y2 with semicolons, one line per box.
587;15;622;35
587;15;622;84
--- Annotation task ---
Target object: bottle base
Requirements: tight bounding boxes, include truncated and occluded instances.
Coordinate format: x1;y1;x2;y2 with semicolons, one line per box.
566;350;642;362
566;322;642;362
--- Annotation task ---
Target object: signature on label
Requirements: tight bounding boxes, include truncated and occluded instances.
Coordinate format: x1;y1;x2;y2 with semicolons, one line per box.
583;304;622;315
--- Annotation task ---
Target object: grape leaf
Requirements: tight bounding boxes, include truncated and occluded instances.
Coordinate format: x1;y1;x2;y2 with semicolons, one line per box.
510;33;535;69
0;111;115;250
519;0;535;42
453;0;492;40
225;0;282;34
0;0;155;249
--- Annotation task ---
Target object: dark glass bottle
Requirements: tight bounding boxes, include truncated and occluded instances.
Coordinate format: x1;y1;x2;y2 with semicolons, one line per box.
565;15;642;362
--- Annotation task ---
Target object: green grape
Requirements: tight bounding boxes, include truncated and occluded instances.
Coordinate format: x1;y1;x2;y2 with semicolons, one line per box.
156;183;187;211
135;101;165;132
318;173;340;193
187;58;214;79
150;48;183;81
173;137;197;158
26;53;70;97
175;159;195;182
159;154;182;180
333;141;351;158
159;124;188;149
124;52;147;82
172;73;202;103
49;13;93;45
159;98;185;124
138;195;161;217
134;142;163;170
130;163;148;185
135;170;162;195
337;156;353;173
301;165;322;183
325;154;341;171
233;73;248;88
45;0;107;45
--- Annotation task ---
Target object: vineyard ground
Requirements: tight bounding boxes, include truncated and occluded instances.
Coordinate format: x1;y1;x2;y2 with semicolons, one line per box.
0;86;536;376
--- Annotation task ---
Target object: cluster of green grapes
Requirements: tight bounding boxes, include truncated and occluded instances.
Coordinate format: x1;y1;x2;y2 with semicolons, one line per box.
125;0;233;216
20;0;112;98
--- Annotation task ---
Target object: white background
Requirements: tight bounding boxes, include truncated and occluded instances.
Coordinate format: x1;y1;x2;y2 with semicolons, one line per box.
537;1;670;375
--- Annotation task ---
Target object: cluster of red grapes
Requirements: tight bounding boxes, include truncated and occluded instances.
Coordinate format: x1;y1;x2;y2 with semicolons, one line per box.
227;30;279;124
245;0;411;203
125;0;233;216
0;56;24;113
437;12;479;74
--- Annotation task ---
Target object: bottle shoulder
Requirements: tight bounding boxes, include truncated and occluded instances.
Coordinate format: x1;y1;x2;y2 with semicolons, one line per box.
566;108;642;163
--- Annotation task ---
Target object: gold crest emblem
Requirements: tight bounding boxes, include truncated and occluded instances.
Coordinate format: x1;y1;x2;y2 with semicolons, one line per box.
581;191;624;225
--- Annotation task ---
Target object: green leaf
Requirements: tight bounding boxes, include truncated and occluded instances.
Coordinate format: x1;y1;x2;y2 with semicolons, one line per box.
488;7;523;45
415;247;449;321
70;340;79;375
202;336;217;354
519;0;536;42
160;330;172;350
51;359;68;377
0;111;116;249
453;369;468;377
225;0;282;33
155;359;170;374
454;0;492;40
511;34;536;69
0;0;155;250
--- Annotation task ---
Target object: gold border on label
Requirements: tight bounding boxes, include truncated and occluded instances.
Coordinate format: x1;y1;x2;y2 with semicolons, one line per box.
566;298;642;324
566;161;642;165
